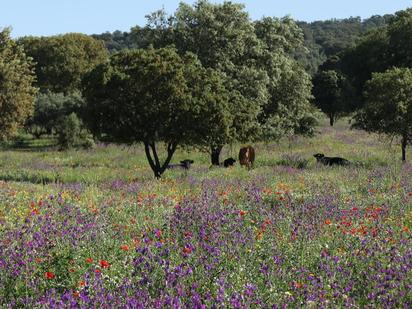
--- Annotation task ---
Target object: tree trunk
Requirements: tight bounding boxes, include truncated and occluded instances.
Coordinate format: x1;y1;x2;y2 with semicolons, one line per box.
144;141;177;178
329;115;334;126
401;135;407;162
211;145;223;166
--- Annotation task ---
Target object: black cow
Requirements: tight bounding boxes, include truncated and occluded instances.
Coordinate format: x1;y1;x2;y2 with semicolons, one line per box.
180;159;194;169
223;157;236;167
167;159;194;170
313;153;350;166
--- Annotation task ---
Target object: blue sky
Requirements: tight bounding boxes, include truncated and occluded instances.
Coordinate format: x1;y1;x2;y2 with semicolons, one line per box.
2;0;411;38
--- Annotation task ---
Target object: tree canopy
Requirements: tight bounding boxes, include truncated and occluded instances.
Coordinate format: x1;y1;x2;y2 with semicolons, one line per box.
254;17;314;140
312;69;353;126
18;33;108;94
353;67;412;161
0;28;37;140
83;47;232;177
138;1;315;164
92;11;394;76
340;8;412;109
388;8;412;68
25;92;85;138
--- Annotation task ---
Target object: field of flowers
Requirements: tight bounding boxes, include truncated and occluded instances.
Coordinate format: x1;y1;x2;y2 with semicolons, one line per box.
0;120;411;308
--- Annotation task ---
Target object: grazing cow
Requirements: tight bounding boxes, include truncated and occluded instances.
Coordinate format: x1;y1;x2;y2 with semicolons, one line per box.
313;153;350;166
223;157;236;167
180;159;194;169
239;146;255;169
167;159;194;170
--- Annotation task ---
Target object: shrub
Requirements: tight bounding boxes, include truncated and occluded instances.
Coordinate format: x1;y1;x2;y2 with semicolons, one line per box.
56;113;94;150
278;153;309;169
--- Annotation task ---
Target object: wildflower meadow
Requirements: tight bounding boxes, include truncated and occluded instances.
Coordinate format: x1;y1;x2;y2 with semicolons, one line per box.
0;120;411;308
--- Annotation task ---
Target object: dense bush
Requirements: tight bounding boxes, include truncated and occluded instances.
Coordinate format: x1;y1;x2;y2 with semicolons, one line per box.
25;92;86;138
56;113;94;150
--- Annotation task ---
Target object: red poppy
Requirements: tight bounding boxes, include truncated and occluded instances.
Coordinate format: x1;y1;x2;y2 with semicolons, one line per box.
73;291;80;298
239;210;247;217
182;246;192;254
85;258;93;263
79;281;86;287
99;260;110;268
45;271;55;279
120;245;129;251
69;268;75;273
403;226;410;233
95;269;101;274
325;219;332;225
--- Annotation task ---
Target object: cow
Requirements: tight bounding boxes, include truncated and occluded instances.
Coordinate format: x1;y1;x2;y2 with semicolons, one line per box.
313;153;350;166
223;157;236;167
167;159;194;170
239;146;255;169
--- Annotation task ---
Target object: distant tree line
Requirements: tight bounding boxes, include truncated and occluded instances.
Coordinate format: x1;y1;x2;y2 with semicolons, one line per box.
91;14;394;75
296;15;393;73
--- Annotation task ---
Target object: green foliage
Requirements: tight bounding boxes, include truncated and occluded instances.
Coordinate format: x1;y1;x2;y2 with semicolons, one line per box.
26;92;85;138
92;11;393;77
83;47;231;177
56;113;93;150
340;29;389;106
388;8;412;68
253;17;314;140
56;113;81;150
170;1;269;145
295;112;320;138
260;56;314;139
0;28;37;140
18;33;108;93
353;67;412;160
92;30;137;53
255;16;306;54
144;2;317;157
296;15;393;75
340;8;412;108
313;69;354;126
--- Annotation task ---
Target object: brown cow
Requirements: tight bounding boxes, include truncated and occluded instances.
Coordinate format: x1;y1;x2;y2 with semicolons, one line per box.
239;146;255;169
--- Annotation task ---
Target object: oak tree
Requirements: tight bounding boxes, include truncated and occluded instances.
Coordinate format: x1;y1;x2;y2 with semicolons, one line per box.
83;47;231;178
0;28;37;140
353;67;412;161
